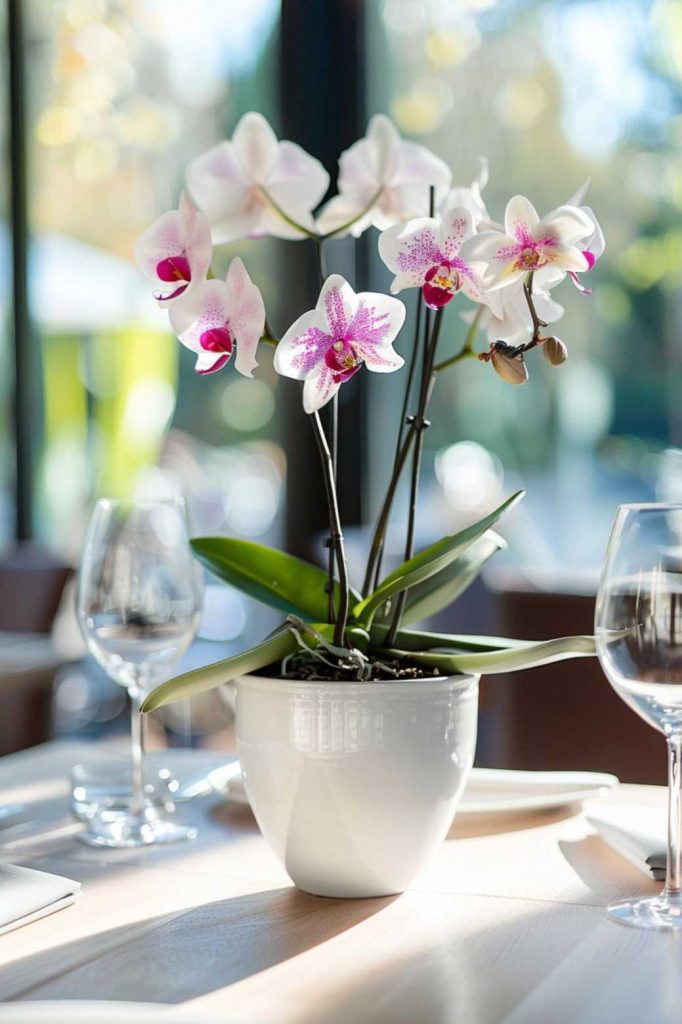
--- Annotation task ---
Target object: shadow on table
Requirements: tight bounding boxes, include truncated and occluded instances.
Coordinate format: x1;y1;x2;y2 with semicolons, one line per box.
558;835;659;904
0;887;397;1004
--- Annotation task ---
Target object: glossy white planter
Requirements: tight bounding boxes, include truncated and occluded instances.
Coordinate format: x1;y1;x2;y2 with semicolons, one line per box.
233;672;479;898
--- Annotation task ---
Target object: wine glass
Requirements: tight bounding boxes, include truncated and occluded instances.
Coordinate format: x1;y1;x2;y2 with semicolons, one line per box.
595;503;682;929
77;498;203;847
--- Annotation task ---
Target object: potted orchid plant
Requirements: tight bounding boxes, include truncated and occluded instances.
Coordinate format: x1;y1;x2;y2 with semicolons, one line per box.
136;112;603;898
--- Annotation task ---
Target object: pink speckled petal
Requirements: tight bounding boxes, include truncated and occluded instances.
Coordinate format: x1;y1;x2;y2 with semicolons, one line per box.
274;309;331;381
378;217;441;280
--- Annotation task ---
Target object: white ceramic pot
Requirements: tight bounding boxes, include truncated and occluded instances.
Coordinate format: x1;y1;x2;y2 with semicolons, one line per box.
233;672;479;898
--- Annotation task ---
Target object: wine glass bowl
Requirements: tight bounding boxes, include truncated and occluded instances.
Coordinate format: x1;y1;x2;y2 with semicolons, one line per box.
595;503;682;929
77;498;203;847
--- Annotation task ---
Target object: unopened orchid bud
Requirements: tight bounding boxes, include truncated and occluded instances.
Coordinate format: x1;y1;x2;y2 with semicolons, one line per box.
543;335;568;366
490;343;529;386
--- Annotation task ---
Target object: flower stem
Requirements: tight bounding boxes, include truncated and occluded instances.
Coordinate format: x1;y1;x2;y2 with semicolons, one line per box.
362;425;417;596
259;187;319;240
311;412;349;647
318;188;384;241
371;293;423;591
434;305;484;372
384;307;445;646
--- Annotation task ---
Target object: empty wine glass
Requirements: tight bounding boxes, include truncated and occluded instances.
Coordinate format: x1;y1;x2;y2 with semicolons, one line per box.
77;498;203;847
595;503;682;929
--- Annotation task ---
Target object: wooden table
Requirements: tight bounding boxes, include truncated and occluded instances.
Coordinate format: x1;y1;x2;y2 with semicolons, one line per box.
0;741;678;1024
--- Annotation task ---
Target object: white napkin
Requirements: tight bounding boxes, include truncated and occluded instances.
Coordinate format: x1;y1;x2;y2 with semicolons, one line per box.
586;806;666;880
0;863;80;935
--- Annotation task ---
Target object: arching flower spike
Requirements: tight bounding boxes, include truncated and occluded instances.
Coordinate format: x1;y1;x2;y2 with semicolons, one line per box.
274;274;406;413
187;112;329;244
459;195;594;292
133;192;212;308
168;258;265;377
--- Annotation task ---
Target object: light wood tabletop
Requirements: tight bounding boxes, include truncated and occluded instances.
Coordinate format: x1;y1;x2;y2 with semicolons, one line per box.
0;740;677;1024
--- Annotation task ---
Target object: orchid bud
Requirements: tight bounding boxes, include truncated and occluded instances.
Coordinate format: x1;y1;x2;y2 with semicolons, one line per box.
543;335;568;366
490;342;529;386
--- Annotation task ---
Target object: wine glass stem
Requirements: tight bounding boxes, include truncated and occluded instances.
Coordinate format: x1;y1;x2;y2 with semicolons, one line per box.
666;735;682;897
129;685;145;818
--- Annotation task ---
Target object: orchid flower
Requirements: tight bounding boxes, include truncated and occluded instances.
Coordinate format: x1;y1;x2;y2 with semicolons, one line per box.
316;115;451;239
168;257;265;377
378;206;500;312
186;112;329;244
459;195;594;292
134;192;212;308
274;274;406;413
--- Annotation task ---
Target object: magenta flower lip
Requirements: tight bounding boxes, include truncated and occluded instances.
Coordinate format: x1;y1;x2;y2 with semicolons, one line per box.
156;255;191;283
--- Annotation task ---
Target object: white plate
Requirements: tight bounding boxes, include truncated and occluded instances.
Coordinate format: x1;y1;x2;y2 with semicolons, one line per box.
206;762;619;817
458;768;619;817
0;1003;215;1023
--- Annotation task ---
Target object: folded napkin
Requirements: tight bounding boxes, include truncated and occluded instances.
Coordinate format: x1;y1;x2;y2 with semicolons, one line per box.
0;863;80;935
586;807;666;881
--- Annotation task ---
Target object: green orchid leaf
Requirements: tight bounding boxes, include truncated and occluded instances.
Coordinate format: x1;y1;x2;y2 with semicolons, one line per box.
354;491;524;627
375;634;596;676
141;628;298;712
373;530;506;627
191;537;361;623
369;625;536;653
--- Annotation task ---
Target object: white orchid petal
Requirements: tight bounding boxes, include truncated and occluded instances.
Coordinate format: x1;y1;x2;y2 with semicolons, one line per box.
504;195;540;238
533;290;564;324
582;205;606;259
187;142;249;212
232;112;278;183
389;271;424;294
366;114;401;182
225;258;266;378
485;264;528;291
134;210;186;283
535;205;593;248
168;279;231;353
549;247;590;273
566;178;591;208
459;231;515;267
303;367;341;414
395;140;452;191
438;206;475;258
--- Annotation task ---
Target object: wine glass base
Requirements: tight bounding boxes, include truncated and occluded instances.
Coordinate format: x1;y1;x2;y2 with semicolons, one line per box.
607;893;682;931
78;804;198;848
